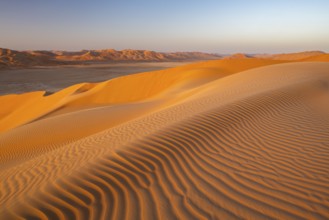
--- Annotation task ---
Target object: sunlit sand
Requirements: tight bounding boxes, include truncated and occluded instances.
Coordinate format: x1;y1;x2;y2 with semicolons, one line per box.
1;53;329;219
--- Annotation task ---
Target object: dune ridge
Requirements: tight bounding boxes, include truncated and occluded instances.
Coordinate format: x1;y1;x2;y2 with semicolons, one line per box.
1;48;328;69
0;48;221;68
1;58;329;219
253;51;326;60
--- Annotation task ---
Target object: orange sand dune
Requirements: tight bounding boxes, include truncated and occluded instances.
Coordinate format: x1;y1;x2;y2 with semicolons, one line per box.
254;51;326;61
0;57;286;133
1;59;329;219
0;58;286;166
0;48;220;68
303;53;329;62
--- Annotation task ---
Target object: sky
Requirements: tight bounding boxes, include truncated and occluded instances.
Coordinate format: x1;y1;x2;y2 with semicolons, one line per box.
0;0;328;53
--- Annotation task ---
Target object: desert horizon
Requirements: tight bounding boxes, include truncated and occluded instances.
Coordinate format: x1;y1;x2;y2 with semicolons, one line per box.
1;48;328;96
1;0;329;219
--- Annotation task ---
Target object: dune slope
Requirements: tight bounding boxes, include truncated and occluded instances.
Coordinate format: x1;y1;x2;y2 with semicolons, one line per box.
0;58;287;166
1;60;329;219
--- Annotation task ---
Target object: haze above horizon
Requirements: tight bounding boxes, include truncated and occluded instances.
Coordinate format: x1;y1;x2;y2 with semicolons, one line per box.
1;0;328;53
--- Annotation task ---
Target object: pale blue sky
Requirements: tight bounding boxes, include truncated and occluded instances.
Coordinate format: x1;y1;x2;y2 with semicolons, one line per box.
0;0;328;53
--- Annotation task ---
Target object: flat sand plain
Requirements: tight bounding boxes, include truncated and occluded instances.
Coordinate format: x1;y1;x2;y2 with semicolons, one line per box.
1;56;329;219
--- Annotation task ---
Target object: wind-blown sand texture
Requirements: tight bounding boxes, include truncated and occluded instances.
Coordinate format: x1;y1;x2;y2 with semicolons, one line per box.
1;56;329;219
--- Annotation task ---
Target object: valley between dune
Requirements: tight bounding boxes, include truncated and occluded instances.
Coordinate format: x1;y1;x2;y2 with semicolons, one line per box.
1;56;329;219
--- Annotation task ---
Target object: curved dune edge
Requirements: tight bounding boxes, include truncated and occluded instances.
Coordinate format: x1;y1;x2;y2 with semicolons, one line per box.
0;58;287;133
1;61;329;219
0;58;290;165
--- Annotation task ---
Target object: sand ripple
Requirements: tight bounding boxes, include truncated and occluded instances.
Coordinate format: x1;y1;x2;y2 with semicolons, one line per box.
1;61;329;219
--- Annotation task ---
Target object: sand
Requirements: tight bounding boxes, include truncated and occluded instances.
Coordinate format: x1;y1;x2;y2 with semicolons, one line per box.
1;56;329;219
0;62;194;96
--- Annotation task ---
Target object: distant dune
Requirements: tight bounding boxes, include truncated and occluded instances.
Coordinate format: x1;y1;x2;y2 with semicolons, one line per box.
1;56;329;219
253;51;327;60
0;48;221;68
1;48;328;69
55;49;222;62
302;53;329;62
0;48;65;68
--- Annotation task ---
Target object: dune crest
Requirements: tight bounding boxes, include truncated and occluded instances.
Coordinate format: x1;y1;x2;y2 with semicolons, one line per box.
253;51;326;60
1;58;329;219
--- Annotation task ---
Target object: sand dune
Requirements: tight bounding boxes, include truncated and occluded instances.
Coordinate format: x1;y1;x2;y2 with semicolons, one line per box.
0;48;220;68
303;53;329;62
0;48;65;68
0;57;286;133
1;48;328;69
1;58;329;219
55;49;221;62
253;51;326;60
